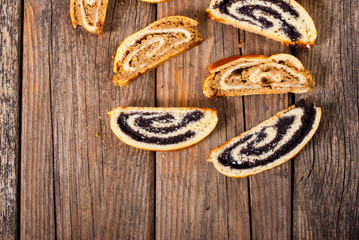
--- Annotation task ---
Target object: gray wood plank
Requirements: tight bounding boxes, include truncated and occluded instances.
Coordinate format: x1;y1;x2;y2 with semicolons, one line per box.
293;0;359;238
21;0;56;239
50;0;156;239
0;1;21;239
240;31;293;240
155;2;251;239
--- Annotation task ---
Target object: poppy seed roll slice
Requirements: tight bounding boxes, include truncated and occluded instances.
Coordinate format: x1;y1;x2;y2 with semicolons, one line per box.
208;100;321;177
108;107;218;151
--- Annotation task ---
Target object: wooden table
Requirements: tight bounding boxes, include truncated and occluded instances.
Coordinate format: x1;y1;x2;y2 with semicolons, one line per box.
1;0;358;239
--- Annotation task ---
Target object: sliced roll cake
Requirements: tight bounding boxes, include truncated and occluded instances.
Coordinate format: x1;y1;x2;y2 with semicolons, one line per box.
207;0;317;47
203;54;314;98
70;0;109;36
108;107;218;151
208;100;321;177
113;16;203;87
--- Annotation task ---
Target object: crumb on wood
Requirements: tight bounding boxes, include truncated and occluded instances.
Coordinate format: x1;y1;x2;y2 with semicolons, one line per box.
238;40;244;48
120;1;125;6
96;132;101;138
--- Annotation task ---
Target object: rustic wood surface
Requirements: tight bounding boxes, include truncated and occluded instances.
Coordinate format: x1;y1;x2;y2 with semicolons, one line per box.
0;0;357;239
292;0;359;239
0;1;21;239
50;0;156;239
21;0;56;239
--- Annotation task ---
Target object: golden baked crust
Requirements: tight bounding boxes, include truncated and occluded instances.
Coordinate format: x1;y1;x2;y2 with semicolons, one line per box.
112;16;204;87
207;0;317;47
70;0;109;36
203;54;315;98
208;54;262;71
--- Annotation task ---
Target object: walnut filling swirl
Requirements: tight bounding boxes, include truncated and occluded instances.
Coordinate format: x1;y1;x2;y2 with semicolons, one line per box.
115;29;193;72
78;0;100;33
203;54;314;98
112;16;203;87
71;0;108;35
218;61;309;91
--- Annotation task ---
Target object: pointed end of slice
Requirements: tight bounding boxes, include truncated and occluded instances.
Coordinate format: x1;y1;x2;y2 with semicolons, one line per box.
112;75;132;87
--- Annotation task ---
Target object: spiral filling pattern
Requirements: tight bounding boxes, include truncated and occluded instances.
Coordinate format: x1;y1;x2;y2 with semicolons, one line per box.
217;100;317;169
118;29;193;72
78;0;101;32
117;110;205;145
213;0;302;41
219;61;308;91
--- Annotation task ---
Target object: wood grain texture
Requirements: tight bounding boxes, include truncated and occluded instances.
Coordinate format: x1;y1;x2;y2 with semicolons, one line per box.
155;2;251;239
50;0;156;239
240;31;293;240
293;0;359;238
21;0;56;239
3;0;357;238
98;1;156;239
0;1;21;239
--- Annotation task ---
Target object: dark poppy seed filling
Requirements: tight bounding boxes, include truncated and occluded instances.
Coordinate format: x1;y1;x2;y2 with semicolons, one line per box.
117;110;204;145
218;100;317;169
213;0;302;41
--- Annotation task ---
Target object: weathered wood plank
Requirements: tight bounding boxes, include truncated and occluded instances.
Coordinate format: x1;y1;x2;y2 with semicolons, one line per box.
156;2;251;239
293;0;359;238
240;31;293;240
98;1;156;239
21;0;56;239
50;0;156;239
0;1;21;239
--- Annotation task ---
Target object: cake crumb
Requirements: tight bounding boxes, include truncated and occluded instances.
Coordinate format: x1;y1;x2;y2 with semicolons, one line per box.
238;40;244;48
96;132;101;138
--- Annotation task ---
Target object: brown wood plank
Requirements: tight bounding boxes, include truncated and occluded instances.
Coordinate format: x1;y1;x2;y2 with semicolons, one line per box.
21;0;56;239
240;32;293;239
49;0;156;239
0;1;21;239
293;0;359;238
98;1;156;239
155;2;251;239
